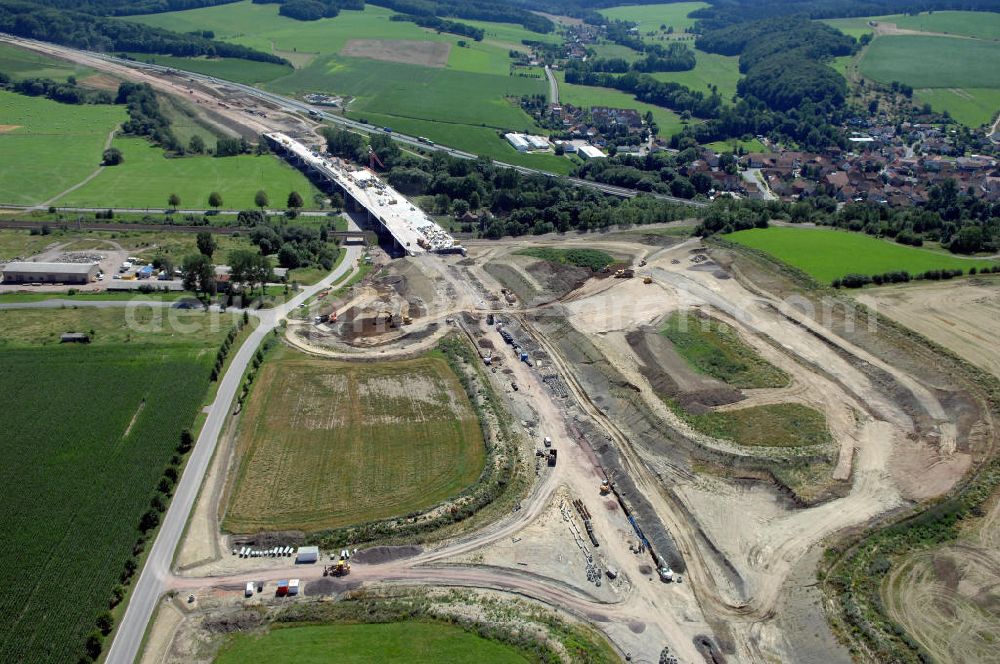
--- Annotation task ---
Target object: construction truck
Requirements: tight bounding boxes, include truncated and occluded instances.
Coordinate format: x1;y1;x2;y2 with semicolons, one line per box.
330;557;351;577
599;481;611;495
643;276;653;285
614;268;635;279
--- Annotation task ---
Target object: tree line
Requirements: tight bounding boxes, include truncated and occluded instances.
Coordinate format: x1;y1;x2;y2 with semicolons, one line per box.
389;13;485;41
563;61;723;118
0;72;113;104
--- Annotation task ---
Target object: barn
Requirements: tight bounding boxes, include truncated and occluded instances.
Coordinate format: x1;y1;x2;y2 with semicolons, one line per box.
2;261;99;284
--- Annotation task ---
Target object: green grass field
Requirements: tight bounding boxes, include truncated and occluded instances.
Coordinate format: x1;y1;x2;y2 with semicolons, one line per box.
0;42;95;80
674;402;833;447
599;2;708;34
555;71;685;136
726;226;998;283
516;247;616;270
123;53;293;85
703;137;766;153
661;311;789;389
0;90;125;205
912;87;1000;127
216;622;529;664
58;136;320;210
0;308;234;663
224;352;486;533
859;35;1000;89
890;10;1000;39
651;50;742;99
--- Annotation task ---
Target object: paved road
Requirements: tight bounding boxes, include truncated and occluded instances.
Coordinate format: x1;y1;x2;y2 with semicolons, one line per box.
0;35;705;209
545;65;559;105
105;243;362;664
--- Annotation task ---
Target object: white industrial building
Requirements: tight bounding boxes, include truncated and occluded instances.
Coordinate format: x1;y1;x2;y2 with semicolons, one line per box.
578;145;606;160
1;261;99;284
505;133;550;152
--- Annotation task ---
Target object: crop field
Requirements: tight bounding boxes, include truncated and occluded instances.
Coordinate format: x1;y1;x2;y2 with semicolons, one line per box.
599;2;708;34
827;10;1000;40
661;311;789;388
726;226;998;283
912;87;1000;128
224;352;486;533
0;308;234;664
58;137;320;210
555;71;685;137
0;90;125;205
216;622;529;664
129;3;560;165
859;36;1000;89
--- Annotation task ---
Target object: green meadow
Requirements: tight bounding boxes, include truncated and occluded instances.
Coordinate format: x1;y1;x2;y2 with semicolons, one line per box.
58;137;320;210
726;226;997;283
599;2;708;34
216;622;530;664
913;88;1000;128
0;90;126;205
652;50;741;99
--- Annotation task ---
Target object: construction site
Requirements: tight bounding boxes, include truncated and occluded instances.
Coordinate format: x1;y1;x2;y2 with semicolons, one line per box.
9;34;996;664
136;221;999;664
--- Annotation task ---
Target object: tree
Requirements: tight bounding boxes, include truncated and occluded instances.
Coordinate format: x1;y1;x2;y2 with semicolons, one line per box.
451;199;470;217
188;134;205;154
208;191;222;210
102;147;123;166
96;611;114;636
287;190;303;210
181;253;216;298
254;190;269;211
228;250;272;294
278;244;301;269
85;632;104;660
196;231;217;258
168;193;181;210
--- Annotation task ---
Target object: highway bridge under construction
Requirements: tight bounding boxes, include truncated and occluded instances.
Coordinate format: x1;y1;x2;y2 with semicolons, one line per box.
265;132;461;257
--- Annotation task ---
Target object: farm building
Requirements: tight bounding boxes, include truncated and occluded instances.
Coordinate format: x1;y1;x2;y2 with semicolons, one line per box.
1;261;99;284
578;145;606;160
296;546;319;564
505;133;530;152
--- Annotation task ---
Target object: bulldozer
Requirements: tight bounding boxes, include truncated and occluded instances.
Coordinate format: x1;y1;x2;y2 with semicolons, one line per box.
599;481;611;495
643;276;653;285
330;557;351;576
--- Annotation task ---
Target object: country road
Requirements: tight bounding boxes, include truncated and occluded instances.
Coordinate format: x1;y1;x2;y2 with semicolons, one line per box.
104;242;363;664
545;65;559;105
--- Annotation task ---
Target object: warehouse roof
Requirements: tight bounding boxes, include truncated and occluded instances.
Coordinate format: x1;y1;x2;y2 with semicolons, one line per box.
2;261;98;274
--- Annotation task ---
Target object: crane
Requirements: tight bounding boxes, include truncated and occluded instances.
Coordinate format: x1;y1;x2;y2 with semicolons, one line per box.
368;146;384;170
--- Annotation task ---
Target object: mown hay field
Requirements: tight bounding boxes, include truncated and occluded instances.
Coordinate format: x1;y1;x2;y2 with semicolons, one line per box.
0;308;235;663
0;89;125;205
224;353;486;533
